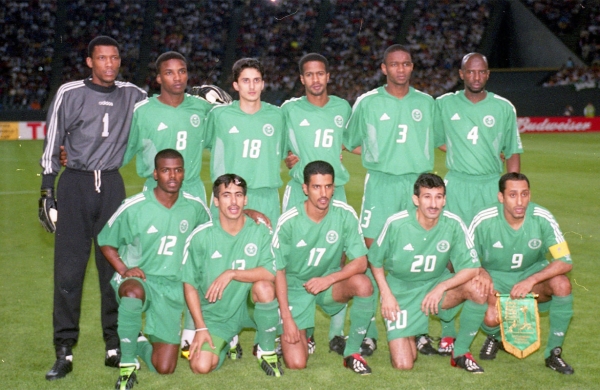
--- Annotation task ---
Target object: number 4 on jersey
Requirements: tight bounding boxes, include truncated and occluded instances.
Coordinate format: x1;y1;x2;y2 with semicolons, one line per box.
467;126;479;145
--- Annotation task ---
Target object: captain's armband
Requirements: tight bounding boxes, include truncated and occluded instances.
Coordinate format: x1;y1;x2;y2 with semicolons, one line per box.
549;241;571;262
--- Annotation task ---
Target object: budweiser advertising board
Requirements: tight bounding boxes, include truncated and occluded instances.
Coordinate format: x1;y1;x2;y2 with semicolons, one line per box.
518;117;600;133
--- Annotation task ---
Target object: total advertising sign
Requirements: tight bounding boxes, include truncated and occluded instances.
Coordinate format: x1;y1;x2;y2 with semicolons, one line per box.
2;117;600;140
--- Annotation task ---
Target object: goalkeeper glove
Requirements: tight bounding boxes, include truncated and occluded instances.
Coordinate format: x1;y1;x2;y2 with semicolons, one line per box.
190;85;233;104
39;187;57;233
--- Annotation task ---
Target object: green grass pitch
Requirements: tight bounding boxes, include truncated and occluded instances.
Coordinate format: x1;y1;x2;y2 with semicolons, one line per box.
0;133;598;389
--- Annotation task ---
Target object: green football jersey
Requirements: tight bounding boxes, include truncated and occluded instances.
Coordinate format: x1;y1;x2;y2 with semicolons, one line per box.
273;200;367;288
434;90;523;175
281;95;351;186
206;101;286;189
181;217;275;321
344;86;435;175
123;94;213;191
368;209;480;282
470;202;572;272
98;189;211;280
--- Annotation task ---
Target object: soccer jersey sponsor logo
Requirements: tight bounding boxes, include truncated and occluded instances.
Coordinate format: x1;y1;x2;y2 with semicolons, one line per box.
211;251;222;259
451;113;461;120
245;243;258;256
147;225;158;234
412;109;423;122
157;122;168;131
334;115;344;128
229;126;239;133
436;240;450;253
528;239;542;249
300;119;310;126
296;240;307;247
190;114;201;127
493;241;503;248
380;113;390;121
403;243;414;251
326;230;339;244
483;115;495;127
263;124;275;136
179;220;189;233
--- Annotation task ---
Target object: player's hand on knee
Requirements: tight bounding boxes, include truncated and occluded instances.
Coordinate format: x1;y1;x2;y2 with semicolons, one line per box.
421;286;444;315
189;330;213;360
123;267;146;280
510;279;534;299
206;271;234;302
38;187;57;233
380;293;400;321
303;276;332;295
472;271;494;297
282;320;301;344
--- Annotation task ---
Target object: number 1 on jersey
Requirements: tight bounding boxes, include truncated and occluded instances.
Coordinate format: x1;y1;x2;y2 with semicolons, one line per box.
102;113;109;137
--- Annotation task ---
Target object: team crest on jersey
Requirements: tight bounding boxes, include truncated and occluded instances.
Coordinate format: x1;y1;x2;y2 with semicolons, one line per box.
334;115;344;128
528;239;542;249
412;109;423;122
326;230;339;244
436;240;450;253
180;220;189;233
483;115;495;127
263;124;275;136
190;114;201;127
245;243;258;256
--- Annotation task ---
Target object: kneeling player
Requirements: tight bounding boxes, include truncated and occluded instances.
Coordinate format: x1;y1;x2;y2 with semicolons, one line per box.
369;173;487;373
98;149;211;389
471;172;574;374
182;174;282;377
274;161;375;375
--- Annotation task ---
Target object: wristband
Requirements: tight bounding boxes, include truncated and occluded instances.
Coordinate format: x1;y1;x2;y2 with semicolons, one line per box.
195;328;208;332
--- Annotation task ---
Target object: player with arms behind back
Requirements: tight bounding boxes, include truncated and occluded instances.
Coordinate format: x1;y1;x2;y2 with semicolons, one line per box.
471;173;574;374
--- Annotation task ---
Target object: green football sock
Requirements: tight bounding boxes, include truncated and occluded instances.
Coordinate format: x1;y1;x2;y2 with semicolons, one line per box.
344;295;375;356
441;318;458;339
365;273;379;340
118;297;143;364
254;299;279;352
545;294;573;358
481;323;501;340
453;300;487;356
306;327;314;339
328;305;347;340
136;337;156;373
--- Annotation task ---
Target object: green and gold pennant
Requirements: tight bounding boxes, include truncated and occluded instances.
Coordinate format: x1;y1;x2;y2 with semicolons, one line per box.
496;293;540;359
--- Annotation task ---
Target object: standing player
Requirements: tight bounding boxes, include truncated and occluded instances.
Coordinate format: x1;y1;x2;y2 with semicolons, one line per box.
274;161;376;375
205;58;286;224
98;149;211;388
123;51;214;202
182;174;282;377
280;53;352;355
369;173;487;373
39;36;147;380
344;44;436;354
471;173;574;374
433;52;523;355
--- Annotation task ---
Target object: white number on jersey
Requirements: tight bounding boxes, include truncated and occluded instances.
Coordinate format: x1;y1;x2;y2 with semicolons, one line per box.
102;113;109;137
385;310;408;330
232;259;246;270
158;236;177;255
396;124;408;143
361;210;372;228
410;255;437;273
242;139;262;158
467;126;479;145
314;129;334;148
511;254;523;269
307;247;326;267
176;131;187;150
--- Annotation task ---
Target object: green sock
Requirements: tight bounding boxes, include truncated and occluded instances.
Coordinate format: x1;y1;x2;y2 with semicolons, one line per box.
441;318;458;339
344;295;375;356
453;301;487;356
136;337;156;373
328;305;347;340
118;297;143;364
545;294;573;358
481;323;501;340
365;273;379;340
306;327;314;339
254;299;279;352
